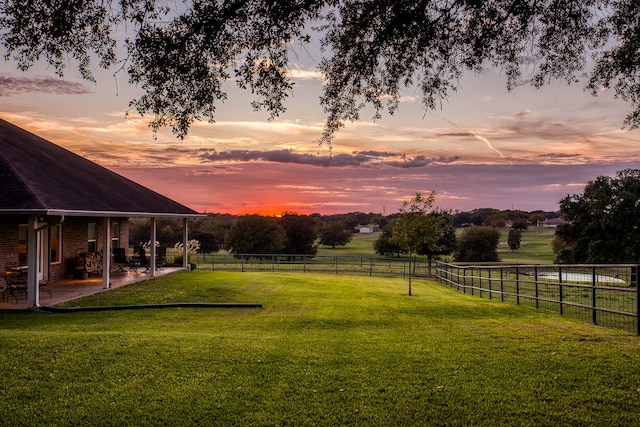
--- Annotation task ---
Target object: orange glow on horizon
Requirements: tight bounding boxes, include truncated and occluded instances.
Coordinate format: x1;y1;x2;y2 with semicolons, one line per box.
198;204;318;217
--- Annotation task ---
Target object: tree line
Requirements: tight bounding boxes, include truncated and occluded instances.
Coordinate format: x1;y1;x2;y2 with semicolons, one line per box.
129;199;557;262
131;168;640;264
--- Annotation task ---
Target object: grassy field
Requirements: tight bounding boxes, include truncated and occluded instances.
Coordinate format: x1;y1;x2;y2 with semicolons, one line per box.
497;227;557;264
317;227;557;264
1;271;639;425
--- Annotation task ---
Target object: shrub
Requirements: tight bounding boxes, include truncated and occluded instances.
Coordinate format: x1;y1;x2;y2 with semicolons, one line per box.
454;226;500;262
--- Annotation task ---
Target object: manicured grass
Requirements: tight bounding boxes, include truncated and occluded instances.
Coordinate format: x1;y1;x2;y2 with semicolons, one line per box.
498;227;557;264
1;271;639;425
318;227;557;265
317;232;380;257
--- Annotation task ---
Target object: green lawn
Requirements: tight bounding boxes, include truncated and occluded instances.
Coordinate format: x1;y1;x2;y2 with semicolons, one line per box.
1;271;639;425
318;227;557;264
317;232;380;257
498;227;557;264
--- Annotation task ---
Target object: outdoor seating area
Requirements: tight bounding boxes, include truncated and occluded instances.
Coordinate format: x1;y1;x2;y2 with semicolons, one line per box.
113;247;168;273
0;266;183;310
1;263;28;303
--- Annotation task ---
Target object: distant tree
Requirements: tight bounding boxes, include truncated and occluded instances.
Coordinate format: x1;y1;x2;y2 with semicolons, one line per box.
3;2;640;139
223;215;285;257
412;211;456;262
391;193;456;293
454;226;501;263
469;208;501;226
319;221;353;249
189;230;217;254
159;224;177;246
484;214;507;228
452;211;472;228
391;192;444;257
511;219;529;230
529;212;549;226
508;229;522;252
279;213;319;257
554;169;640;263
374;222;403;257
128;218;150;246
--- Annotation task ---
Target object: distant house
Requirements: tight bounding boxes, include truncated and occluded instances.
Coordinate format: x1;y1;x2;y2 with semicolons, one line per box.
538;217;565;227
359;225;380;234
0;118;203;308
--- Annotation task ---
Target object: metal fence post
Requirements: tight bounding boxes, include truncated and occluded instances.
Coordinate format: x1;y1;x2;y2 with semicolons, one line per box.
637;265;640;336
500;267;504;302
534;266;539;309
488;268;492;299
592;266;597;325
515;266;520;305
558;266;563;315
463;267;467;293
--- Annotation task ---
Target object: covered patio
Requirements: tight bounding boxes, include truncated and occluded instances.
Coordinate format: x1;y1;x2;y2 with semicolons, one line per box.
0;119;204;310
0;266;185;310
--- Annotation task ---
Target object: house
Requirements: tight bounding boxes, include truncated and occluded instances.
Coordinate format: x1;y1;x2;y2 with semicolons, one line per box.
538;217;565;227
358;225;380;234
0;118;203;309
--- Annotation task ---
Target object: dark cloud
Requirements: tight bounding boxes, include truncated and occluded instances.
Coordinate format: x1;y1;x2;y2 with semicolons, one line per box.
0;75;91;96
436;131;474;137
386;155;462;168
537;153;582;160
353;150;396;158
199;149;457;168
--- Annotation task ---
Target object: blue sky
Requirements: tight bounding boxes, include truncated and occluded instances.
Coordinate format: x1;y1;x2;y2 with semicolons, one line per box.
1;37;638;215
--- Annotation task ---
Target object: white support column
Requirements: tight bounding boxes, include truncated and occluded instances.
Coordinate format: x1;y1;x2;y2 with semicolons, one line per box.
26;215;39;309
183;218;189;270
150;217;157;277
102;217;111;289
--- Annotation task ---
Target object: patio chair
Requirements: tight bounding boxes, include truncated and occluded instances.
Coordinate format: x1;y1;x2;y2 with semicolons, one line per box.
3;262;27;303
156;247;167;270
39;280;52;299
112;247;128;272
132;246;150;273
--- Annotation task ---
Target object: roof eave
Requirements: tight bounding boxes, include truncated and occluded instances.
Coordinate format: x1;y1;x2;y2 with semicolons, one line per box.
0;209;206;219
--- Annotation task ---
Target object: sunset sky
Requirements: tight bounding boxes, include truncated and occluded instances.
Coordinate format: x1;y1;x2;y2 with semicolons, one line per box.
1;35;639;216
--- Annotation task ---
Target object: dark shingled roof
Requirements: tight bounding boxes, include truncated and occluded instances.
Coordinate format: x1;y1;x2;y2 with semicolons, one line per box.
0;118;200;218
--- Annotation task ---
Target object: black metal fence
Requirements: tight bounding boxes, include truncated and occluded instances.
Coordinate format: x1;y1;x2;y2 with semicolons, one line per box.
435;262;640;335
191;253;435;278
188;253;639;334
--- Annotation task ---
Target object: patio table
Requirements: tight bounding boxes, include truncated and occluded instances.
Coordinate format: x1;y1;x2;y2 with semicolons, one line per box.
1;266;28;303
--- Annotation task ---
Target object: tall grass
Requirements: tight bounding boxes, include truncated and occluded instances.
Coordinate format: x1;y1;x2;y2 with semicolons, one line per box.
1;271;639;425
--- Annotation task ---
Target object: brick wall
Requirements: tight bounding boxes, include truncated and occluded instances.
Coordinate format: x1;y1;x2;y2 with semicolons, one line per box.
0;220;20;269
61;217;129;280
1;216;130;281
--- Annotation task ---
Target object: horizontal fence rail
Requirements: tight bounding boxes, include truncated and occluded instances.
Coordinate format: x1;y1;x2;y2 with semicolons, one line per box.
190;253;436;279
435;262;639;335
187;253;638;334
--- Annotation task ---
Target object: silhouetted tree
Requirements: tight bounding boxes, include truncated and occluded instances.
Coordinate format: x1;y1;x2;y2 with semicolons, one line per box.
554;169;640;263
318;221;352;249
3;2;639;139
279;213;319;257
374;222;403;257
223;215;285;257
511;219;529;230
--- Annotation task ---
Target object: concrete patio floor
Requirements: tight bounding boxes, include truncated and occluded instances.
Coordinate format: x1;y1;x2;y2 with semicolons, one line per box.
0;267;185;310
